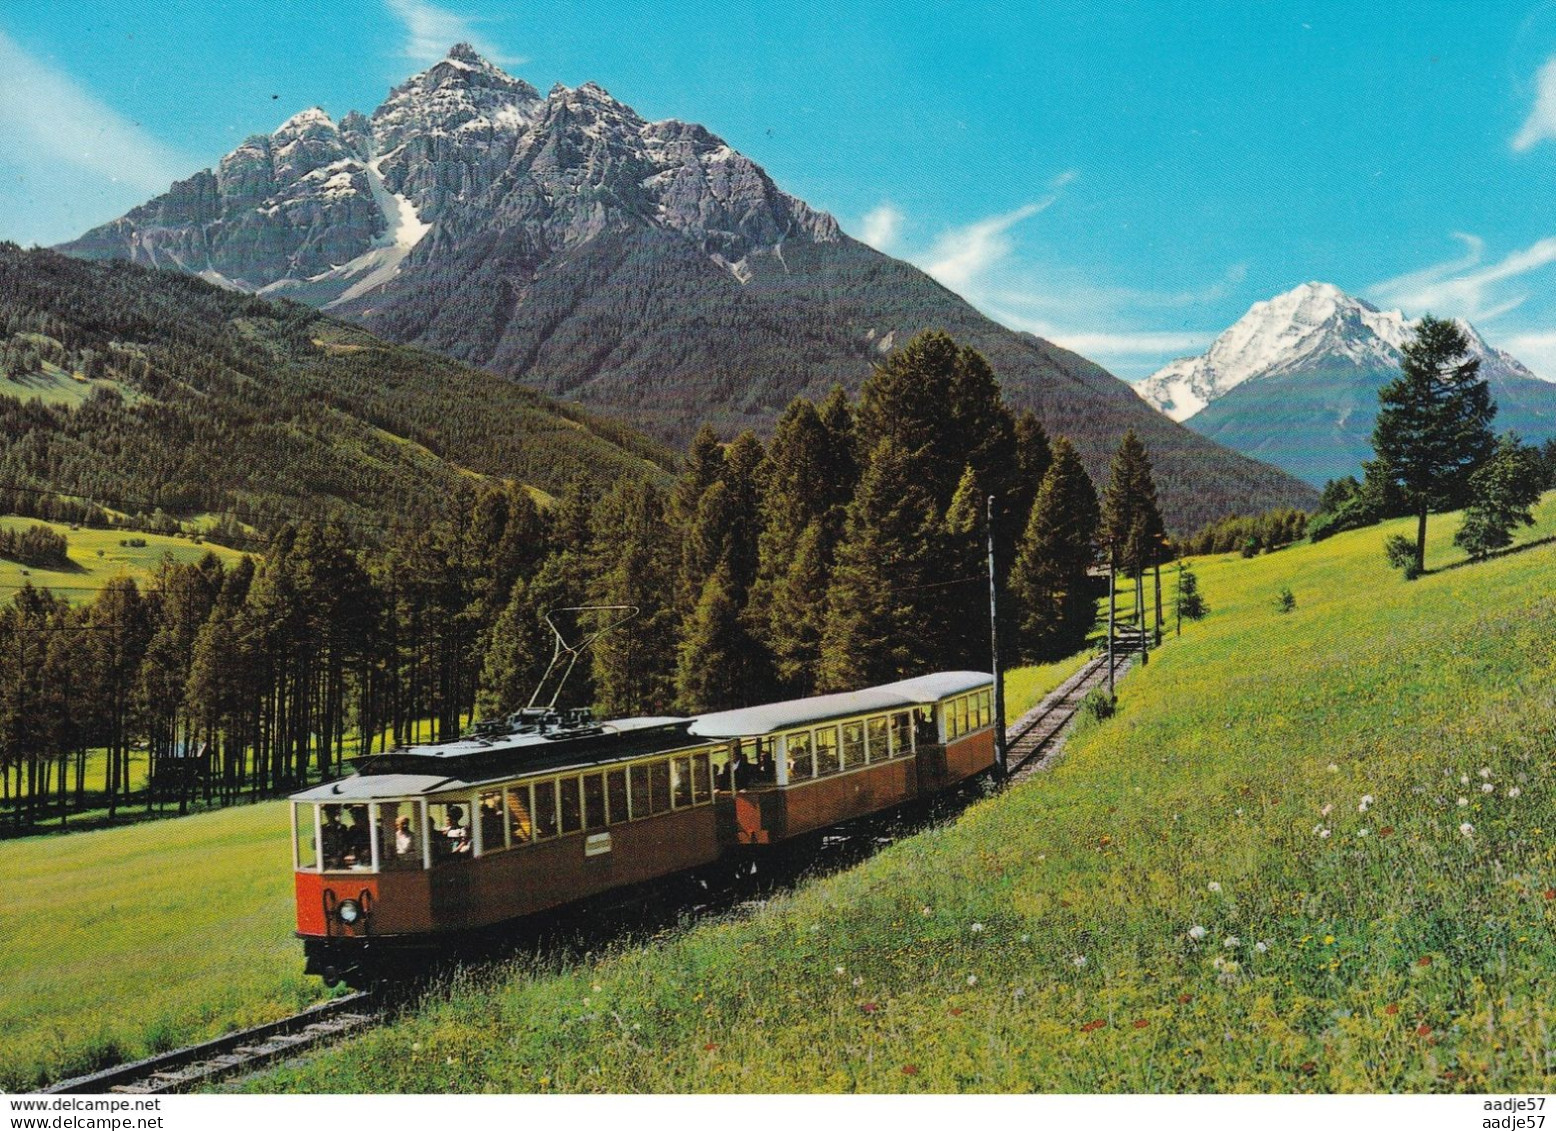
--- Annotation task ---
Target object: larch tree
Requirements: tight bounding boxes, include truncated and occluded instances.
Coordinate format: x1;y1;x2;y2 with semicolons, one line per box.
1371;315;1497;575
1454;433;1544;560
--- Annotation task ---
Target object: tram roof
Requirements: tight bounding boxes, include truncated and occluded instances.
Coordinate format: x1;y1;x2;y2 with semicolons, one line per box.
688;671;992;739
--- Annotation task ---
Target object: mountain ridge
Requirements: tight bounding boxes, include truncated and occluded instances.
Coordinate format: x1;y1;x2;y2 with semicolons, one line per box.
59;45;1318;531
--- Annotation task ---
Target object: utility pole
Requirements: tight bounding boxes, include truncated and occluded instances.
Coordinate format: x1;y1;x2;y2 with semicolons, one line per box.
1176;560;1183;637
1106;561;1116;697
1153;536;1164;645
987;496;1007;782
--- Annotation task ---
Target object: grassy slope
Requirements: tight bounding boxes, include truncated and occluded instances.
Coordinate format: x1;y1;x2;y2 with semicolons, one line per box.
0;801;327;1091
0;664;1090;1092
0;517;247;605
243;498;1556;1093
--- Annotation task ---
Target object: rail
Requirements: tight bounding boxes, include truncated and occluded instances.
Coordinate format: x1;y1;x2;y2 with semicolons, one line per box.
1004;650;1133;781
40;993;379;1095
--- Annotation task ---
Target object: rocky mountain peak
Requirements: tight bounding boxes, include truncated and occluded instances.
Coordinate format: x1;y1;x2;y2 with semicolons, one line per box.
1136;281;1540;422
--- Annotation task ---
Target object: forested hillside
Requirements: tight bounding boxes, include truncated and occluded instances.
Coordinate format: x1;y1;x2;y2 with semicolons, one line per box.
0;245;673;538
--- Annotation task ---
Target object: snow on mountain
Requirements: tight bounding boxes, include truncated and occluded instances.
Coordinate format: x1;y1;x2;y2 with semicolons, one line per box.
1135;282;1541;422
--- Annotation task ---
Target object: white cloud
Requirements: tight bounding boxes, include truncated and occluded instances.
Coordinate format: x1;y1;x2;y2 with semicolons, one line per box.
383;0;522;65
0;31;195;196
1501;332;1556;383
1513;56;1556;152
921;201;1050;292
859;203;903;252
1368;233;1556;323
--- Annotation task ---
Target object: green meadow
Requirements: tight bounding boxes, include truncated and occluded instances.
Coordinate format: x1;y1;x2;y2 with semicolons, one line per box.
237;496;1556;1093
0;517;248;605
0;802;329;1091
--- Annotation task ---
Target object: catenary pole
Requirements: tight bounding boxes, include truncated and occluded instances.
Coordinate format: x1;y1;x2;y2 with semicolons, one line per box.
987;495;1007;781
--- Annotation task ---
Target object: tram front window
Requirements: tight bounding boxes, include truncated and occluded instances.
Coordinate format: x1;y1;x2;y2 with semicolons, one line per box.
320;803;371;871
378;801;424;870
294;804;318;871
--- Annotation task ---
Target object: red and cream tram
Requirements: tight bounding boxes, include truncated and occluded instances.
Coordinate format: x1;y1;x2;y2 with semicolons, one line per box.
291;671;995;984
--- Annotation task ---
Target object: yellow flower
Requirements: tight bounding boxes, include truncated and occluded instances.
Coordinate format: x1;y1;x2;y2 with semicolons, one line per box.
1322;935;1335;946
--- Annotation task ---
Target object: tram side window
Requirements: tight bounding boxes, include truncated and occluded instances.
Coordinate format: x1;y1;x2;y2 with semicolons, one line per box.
629;764;651;819
294;805;318;870
379;801;423;870
534;781;559;840
866;716;889;763
477;790;507;854
891;711;912;755
583;773;607;831
649;760;673;814
671;757;693;808
691;752;711;803
979;689;992;727
606;769;630;824
842;721;865;770
751;738;777;783
959;695;971;736
712;743;733;791
560;777;583;834
788;731;814;781
506;785;533;845
814;725;840;776
428;801;471;863
320;803;372;871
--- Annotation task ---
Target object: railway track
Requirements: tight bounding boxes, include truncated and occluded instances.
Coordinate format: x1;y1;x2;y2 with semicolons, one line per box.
41;993;380;1095
1004;648;1136;782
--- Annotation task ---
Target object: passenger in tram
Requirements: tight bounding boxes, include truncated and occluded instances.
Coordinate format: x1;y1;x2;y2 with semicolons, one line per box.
443;804;471;853
729;741;750;790
320;807;348;870
393;815;415;858
479;795;504;850
751;745;775;783
915;706;937;747
346;805;371;864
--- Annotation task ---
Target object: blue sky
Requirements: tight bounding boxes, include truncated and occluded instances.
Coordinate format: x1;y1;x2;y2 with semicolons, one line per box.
3;1;1556;381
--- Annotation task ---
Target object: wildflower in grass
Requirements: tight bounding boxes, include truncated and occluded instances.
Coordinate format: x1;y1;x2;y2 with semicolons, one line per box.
1321;803;1334;817
1223;936;1240;949
1508;787;1521;798
1254;941;1269;954
1480;767;1492;779
950;1007;965;1016
1188;925;1207;941
1482;783;1494;794
1460;773;1470;785
1013;987;1026;1000
1417;1023;1432;1037
1319;828;1332;839
1178;994;1194;1004
1385;1003;1400;1015
1133;1019;1149;1029
1460;822;1475;837
1299;1061;1317;1076
1328;763;1339;773
1207;881;1222;893
1020;933;1031;943
970;922;985;933
1072;955;1088;969
921;906;932;916
1357;828;1370;838
1358;795;1373;812
1380;826;1394;837
835;966;846;975
1323;935;1336;945
1417;956;1432;967
902;1064;919;1076
1545;889;1556;900
860;1002;878;1014
852;976;864;987
967;974;978;986
1458;797;1469;807
703;1042;718;1051
1080;1019;1106;1032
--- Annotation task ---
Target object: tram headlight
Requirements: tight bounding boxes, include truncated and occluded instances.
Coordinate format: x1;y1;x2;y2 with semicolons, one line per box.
336;898;362;925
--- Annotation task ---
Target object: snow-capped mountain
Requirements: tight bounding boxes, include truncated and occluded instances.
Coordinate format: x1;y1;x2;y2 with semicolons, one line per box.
57;45;1319;530
1134;282;1556;486
1135;282;1541;422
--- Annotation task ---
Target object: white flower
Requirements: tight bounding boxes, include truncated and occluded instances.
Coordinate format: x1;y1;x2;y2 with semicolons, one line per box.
1460;773;1470;785
835;965;846;975
1071;955;1088;969
852;975;863;987
1020;933;1031;943
1223;936;1240;949
1013;987;1026;1000
1188;925;1207;941
1312;824;1324;835
921;906;933;916
1508;787;1522;799
1459;822;1475;837
1207;882;1222;893
1254;941;1269;954
1482;783;1494;794
1358;794;1373;812
1480;767;1493;779
1321;803;1334;817
1357;828;1370;838
1328;763;1340;773
1320;828;1332;839
970;922;985;933
1457;797;1469;807
1360;794;1375;806
967;974;978;986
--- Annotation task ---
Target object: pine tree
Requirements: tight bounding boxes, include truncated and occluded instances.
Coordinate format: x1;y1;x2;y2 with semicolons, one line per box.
767;520;831;696
1010;437;1100;661
1100;430;1166;577
1454;434;1544;559
675;562;750;713
1372;315;1497;574
589;480;680;717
